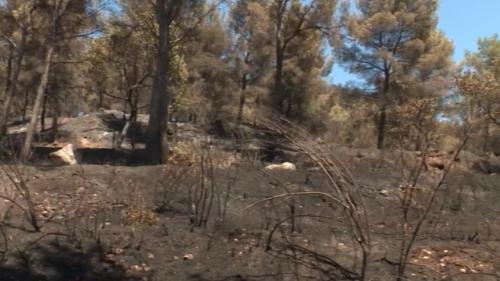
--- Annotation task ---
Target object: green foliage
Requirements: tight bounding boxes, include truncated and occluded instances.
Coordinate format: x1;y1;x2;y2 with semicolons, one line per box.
84;1;189;113
182;11;236;123
338;0;453;149
1;0;498;157
457;35;500;154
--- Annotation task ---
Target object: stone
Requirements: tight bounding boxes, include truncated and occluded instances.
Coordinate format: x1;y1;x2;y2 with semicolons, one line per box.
264;162;297;171
50;144;77;165
183;253;194;260
379;189;390;197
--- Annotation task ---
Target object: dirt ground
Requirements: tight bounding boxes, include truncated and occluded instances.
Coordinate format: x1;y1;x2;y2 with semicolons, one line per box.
0;153;497;280
0;117;499;280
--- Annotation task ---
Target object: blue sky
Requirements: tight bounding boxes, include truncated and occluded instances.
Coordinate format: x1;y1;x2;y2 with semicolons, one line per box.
329;0;500;85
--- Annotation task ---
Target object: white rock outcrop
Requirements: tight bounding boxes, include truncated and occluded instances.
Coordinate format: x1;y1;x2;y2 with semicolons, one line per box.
50;144;77;165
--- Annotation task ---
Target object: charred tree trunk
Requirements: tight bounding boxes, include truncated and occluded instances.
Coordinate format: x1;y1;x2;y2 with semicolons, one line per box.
377;70;390;150
145;0;178;164
117;89;139;149
285;91;294;117
22;89;30;122
0;45;13;135
20;47;54;162
254;96;261;126
236;52;250;126
273;46;285;114
236;73;248;126
130;90;139;148
41;94;47;131
97;90;104;109
3;45;13;96
377;104;387;149
482;104;491;153
50;96;59;142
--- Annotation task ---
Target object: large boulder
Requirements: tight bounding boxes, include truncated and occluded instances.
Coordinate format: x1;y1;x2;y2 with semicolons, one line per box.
49;144;77;165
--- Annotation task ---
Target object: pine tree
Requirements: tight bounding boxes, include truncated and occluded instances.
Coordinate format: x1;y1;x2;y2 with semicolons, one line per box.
230;0;272;124
0;1;35;136
339;0;451;149
20;0;98;161
457;34;500;153
268;0;335;116
230;0;335;119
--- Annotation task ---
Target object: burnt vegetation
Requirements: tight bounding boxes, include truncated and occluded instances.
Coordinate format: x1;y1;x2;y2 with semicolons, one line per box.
0;0;499;280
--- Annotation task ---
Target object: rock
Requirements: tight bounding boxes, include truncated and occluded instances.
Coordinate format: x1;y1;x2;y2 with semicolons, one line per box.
183;253;194;260
264;162;297;171
50;144;77;165
379;189;390;197
112;248;124;255
425;156;445;170
336;242;348;250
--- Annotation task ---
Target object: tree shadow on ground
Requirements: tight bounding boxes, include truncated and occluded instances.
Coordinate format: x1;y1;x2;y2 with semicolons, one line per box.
0;240;140;281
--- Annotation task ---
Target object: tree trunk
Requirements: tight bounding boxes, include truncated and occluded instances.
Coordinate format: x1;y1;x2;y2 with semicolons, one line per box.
50;97;59;142
236;73;248;126
482;104;491;153
415;135;421;152
0;47;14;136
97;90;104;109
377;72;390;150
285;91;294;117
273;46;285;114
20;47;54;162
145;0;173;164
117;89;138;149
41;94;47;131
116;121;130;149
130;91;139;148
377;105;387;149
51;113;59;143
3;45;13;95
22;89;30;122
0;30;27;136
482;121;490;153
236;52;250;126
254;95;261;126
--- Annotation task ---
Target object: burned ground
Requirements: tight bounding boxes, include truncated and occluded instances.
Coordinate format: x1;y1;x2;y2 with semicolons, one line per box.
0;116;499;281
0;157;497;280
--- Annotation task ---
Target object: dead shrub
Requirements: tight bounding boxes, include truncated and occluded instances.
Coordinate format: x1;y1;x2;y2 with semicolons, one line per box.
249;115;371;281
189;144;239;228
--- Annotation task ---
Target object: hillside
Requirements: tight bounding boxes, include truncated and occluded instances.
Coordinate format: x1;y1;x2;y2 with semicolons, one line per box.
0;115;498;281
0;1;499;280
